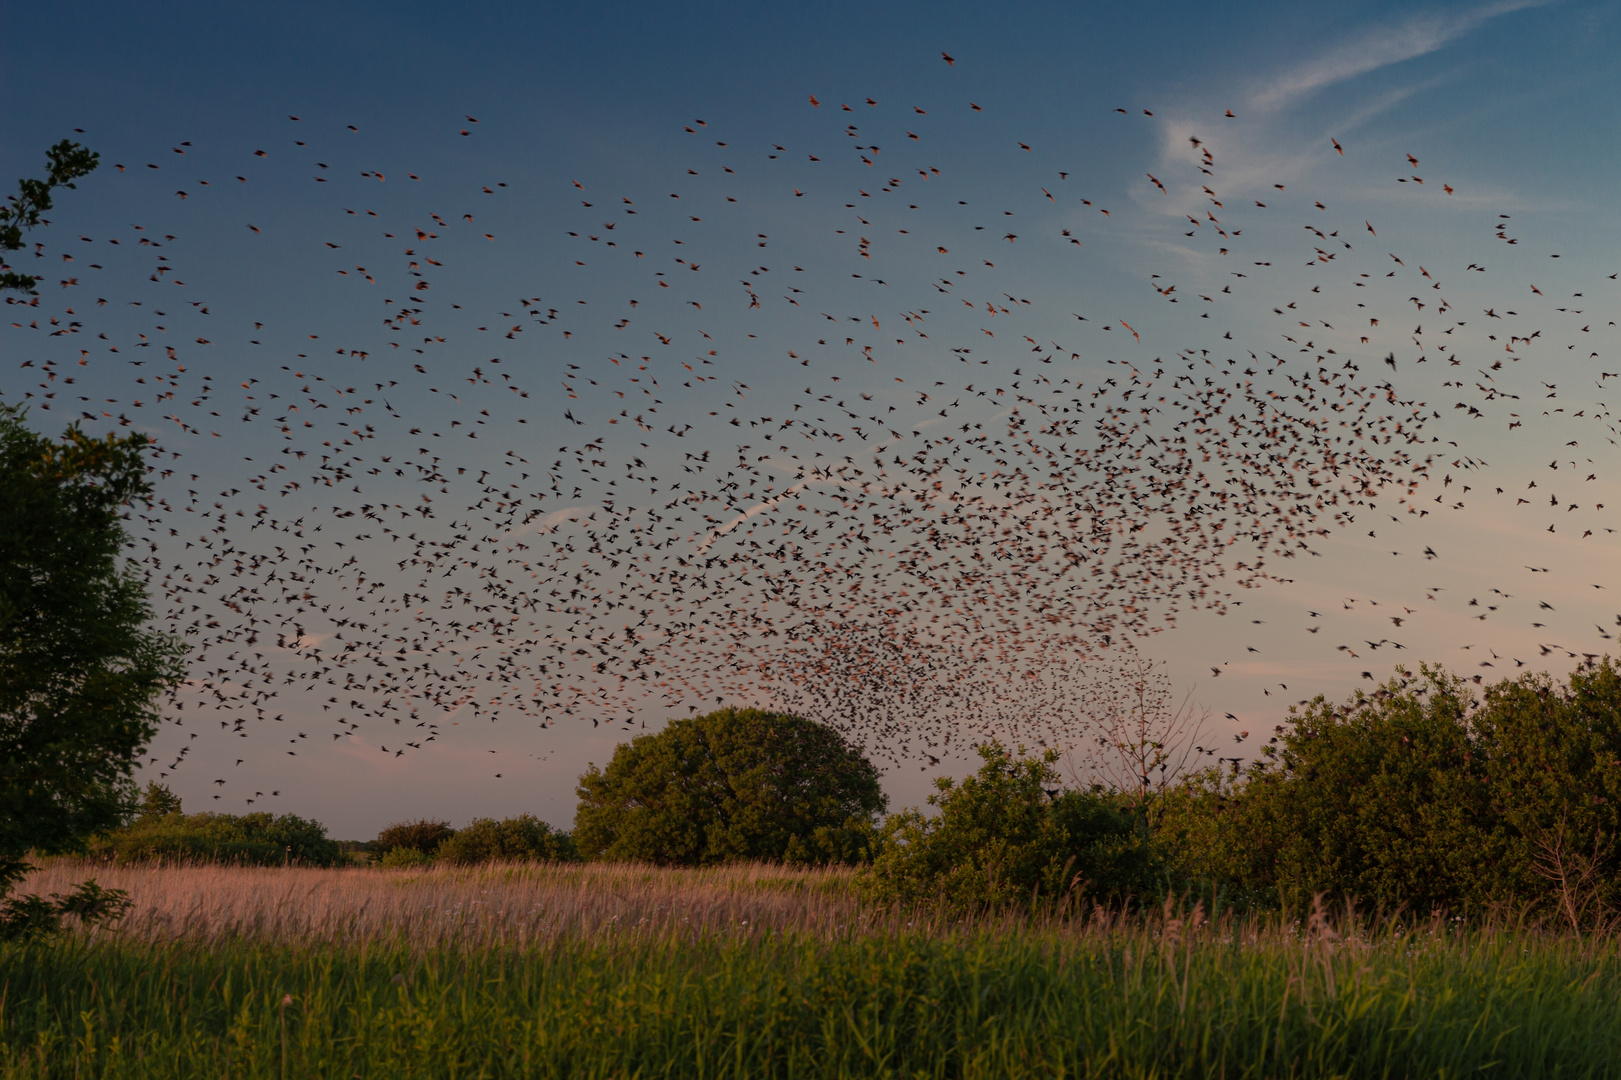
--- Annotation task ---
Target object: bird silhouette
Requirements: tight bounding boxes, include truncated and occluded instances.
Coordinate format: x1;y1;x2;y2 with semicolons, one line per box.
8;69;1615;798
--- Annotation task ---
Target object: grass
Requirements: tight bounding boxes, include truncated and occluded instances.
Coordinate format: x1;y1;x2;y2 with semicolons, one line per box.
4;864;1621;1078
13;858;863;946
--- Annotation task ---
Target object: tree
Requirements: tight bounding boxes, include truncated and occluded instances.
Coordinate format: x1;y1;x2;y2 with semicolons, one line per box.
1168;667;1498;914
863;742;1161;914
137;780;183;818
0;400;184;900
433;815;577;864
1056;654;1210;804
573;707;886;866
1;138;177;922
1;139;100;296
1471;662;1621;929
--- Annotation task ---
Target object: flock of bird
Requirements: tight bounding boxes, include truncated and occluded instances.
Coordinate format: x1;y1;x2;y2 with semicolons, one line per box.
4;57;1617;794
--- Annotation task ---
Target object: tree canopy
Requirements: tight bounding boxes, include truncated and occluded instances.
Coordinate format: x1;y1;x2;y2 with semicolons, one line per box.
574;708;886;865
0;403;183;889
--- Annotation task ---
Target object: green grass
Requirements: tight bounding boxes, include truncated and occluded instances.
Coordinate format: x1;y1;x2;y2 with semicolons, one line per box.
5;919;1621;1078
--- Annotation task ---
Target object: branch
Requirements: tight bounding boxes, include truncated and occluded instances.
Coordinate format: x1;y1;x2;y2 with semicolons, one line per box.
0;139;100;296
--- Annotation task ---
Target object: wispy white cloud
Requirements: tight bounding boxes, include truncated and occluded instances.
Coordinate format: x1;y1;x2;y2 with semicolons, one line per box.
1249;0;1553;112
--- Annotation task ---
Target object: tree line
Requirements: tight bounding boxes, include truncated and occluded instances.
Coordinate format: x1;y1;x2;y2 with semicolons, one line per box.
83;671;1621;933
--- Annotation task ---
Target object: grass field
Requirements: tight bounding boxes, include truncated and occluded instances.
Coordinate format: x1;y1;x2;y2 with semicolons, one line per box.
4;862;1621;1078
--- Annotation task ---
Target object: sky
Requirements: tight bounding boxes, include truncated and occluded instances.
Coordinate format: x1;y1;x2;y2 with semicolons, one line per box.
4;0;1620;838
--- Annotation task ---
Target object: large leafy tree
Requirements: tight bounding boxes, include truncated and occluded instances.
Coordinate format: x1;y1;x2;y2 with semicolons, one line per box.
1;138;184;911
0;403;185;889
574;708;886;865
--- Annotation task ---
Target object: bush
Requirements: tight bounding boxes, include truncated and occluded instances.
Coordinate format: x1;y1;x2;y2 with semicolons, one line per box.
864;742;1161;914
1150;769;1278;914
574;708;886;866
1162;663;1621;922
89;787;340;867
1472;661;1621;925
374;819;454;855
433;815;578;865
376;846;432;869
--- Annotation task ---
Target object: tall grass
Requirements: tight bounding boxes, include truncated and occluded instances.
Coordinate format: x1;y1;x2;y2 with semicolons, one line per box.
13;859;864;945
5;864;1621;1078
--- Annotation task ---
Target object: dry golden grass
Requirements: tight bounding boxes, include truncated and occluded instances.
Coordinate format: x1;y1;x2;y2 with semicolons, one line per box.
19;859;866;945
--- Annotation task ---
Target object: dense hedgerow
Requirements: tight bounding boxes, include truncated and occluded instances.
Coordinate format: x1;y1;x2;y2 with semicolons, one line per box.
1160;661;1621;921
75;662;1621;926
433;814;580;865
86;784;341;867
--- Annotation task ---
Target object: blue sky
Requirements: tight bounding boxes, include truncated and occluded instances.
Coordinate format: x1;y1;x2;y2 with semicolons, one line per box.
4;1;1619;837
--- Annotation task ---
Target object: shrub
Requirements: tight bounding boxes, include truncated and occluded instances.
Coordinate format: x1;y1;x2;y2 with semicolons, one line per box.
89;791;341;867
433;815;578;865
376;846;432;869
1471;661;1621;926
863;742;1161;914
0;880;130;941
1150;769;1279;914
374;819;454;855
573;708;886;866
1163;663;1621;922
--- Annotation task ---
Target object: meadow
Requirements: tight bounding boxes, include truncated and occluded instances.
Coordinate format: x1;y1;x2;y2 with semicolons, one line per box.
5;861;1621;1078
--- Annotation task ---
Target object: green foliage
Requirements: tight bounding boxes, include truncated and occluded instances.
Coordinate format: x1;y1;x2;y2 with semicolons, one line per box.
136;781;184;819
1149;769;1279;914
1472;661;1621;925
0;333;175;936
0;139;99;296
376;846;433;869
1163;663;1621;921
0;403;184;891
7;924;1621;1077
373;819;454;855
88;809;341;867
864;743;1162;914
433;815;578;865
0;879;129;942
574;708;886;866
